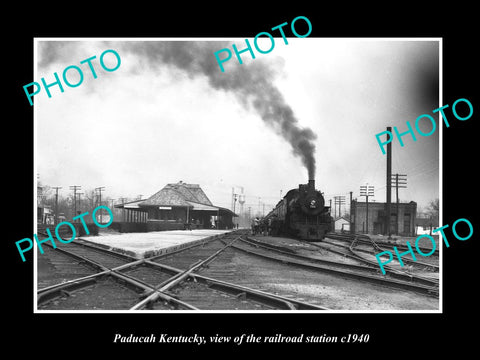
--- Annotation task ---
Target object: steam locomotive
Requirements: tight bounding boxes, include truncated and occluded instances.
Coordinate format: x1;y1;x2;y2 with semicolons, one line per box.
264;180;333;241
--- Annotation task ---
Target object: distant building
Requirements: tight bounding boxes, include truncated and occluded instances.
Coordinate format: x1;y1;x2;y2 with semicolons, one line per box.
37;184;54;224
114;181;237;232
414;216;439;235
38;206;54;225
334;216;350;232
350;200;417;236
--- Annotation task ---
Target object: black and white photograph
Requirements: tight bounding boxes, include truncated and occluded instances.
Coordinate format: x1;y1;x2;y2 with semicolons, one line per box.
34;38;440;312
6;6;478;355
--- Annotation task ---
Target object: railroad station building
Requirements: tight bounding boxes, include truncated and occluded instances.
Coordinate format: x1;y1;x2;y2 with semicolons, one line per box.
114;181;237;232
350;200;417;236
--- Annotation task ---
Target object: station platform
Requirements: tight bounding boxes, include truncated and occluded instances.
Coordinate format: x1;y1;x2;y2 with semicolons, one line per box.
81;229;233;259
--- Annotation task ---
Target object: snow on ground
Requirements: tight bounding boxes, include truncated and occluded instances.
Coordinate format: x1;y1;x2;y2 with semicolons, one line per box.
82;229;232;258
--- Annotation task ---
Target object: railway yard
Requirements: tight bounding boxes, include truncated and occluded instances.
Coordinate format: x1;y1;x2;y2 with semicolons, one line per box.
36;229;439;311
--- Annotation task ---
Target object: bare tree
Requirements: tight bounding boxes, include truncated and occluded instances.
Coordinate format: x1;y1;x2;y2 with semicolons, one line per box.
426;199;439;220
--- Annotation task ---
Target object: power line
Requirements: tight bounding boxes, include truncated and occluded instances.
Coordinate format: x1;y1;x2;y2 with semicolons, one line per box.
95;186;106;223
69;185;81;220
52;186;62;225
333;195;346;218
359;185;374;233
391;174;407;235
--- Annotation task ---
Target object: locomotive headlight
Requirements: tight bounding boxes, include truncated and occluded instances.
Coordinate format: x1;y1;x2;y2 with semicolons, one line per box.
301;192;325;215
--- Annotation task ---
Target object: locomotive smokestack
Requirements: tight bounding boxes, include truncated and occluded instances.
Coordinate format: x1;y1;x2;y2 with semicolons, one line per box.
308;179;315;190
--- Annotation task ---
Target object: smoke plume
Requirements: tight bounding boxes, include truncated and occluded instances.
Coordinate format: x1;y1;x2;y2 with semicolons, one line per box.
119;41;317;179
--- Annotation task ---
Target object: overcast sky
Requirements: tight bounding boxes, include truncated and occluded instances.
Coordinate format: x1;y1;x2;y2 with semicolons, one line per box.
35;38;440;214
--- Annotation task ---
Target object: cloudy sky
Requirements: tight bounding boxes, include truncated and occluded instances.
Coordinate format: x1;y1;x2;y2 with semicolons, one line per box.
35;38;440;214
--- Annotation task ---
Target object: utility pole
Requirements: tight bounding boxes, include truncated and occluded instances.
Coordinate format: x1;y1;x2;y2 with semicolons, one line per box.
52;186;62;225
69;185;81;221
391;174;407;235
239;189;245;227
360;185;374;234
349;191;353;234
233;194;238;228
386;126;392;237
119;197;127;222
76;192;84;213
95;186;105;224
334;196;346;217
109;199;116;220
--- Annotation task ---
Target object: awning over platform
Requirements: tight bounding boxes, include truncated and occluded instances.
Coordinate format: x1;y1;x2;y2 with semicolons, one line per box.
114;199;147;210
186;201;220;211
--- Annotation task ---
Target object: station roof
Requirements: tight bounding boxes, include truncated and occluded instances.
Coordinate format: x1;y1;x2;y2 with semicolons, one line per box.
114;181;237;216
140;181;213;207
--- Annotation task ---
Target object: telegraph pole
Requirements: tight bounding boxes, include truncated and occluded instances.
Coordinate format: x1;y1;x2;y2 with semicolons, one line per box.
119;197;127;222
334;196;346;217
233;194;238;228
360;185;374;234
95;186;105;223
69;185;81;221
391;174;407;235
76;192;84;213
52;186;62;225
349;191;353;234
386;126;392;237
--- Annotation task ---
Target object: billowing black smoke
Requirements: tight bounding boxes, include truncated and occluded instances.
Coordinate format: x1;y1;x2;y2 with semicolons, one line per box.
119;41;317;179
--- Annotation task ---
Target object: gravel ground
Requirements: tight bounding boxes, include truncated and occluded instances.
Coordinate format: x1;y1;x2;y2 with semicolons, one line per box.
38;276;142;310
201;246;439;310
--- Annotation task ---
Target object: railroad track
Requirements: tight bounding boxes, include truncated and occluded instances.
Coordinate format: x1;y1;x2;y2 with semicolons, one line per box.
323;234;439;271
327;233;440;256
37;231;328;311
318;238;439;274
231;236;438;297
248;236;439;284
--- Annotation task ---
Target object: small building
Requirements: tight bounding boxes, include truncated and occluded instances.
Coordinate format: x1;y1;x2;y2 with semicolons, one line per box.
415;216;439;235
334;216;350;232
38;205;54;225
37;183;54;224
350;200;417;236
114;181;237;232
